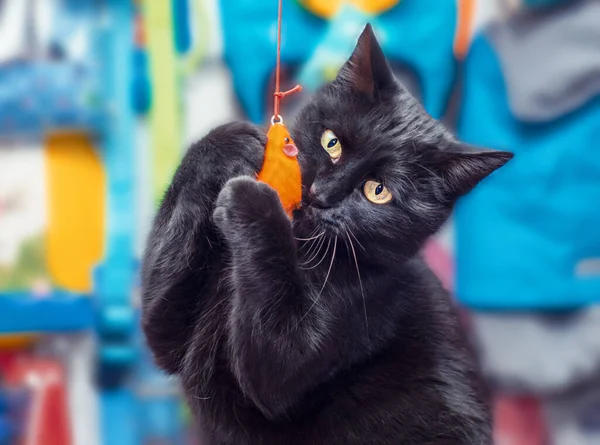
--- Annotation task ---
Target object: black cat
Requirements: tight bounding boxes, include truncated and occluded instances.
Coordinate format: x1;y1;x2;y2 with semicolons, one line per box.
142;25;512;445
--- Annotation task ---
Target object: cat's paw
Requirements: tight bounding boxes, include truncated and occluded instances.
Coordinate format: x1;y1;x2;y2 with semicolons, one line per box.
209;121;267;149
213;176;285;240
187;122;267;180
206;122;267;165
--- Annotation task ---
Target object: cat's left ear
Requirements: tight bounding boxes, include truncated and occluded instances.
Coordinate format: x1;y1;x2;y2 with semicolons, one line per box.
335;23;396;97
429;145;514;200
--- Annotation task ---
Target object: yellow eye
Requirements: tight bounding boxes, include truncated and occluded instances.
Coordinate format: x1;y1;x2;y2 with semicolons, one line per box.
363;180;392;204
320;129;342;161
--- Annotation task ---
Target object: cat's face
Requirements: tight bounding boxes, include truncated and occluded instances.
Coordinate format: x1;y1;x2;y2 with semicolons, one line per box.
291;24;512;262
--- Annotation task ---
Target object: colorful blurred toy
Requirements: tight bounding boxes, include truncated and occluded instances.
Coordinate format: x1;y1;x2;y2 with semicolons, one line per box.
297;1;396;91
0;0;107;297
220;0;475;122
0;2;140;445
0;2;107;372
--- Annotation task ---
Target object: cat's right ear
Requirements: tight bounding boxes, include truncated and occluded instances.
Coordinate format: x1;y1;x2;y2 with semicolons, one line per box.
428;145;514;200
335;23;396;97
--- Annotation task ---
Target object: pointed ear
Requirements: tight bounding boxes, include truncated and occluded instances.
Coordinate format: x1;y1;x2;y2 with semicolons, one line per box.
335;23;396;96
429;145;513;199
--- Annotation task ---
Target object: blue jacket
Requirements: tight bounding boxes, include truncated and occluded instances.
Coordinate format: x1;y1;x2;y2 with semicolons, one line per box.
455;0;600;309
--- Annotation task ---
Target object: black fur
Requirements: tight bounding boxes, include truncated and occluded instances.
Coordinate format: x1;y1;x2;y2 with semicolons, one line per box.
142;24;512;445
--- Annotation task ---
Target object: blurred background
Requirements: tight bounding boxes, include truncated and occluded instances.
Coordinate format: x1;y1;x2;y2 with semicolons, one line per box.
0;0;599;444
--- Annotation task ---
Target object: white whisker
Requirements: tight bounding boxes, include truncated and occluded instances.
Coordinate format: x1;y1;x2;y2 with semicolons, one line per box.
294;228;318;251
297;231;322;255
299;235;328;266
345;223;367;252
295;236;337;327
294;231;324;242
300;232;326;259
346;229;369;343
300;237;332;270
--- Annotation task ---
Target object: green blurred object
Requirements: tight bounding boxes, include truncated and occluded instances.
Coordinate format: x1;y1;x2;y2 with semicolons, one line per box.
0;235;48;291
182;0;211;76
143;0;183;206
182;402;191;423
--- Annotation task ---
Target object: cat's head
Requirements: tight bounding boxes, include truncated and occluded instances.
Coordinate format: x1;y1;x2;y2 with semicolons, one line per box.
291;24;512;262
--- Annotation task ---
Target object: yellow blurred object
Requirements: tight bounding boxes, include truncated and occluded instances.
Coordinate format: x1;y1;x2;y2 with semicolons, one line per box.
299;0;343;18
0;334;38;349
299;0;399;18
351;0;398;15
45;132;105;293
323;65;340;81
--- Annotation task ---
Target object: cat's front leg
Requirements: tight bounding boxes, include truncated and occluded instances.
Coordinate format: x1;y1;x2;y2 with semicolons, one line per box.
214;177;337;420
142;122;265;375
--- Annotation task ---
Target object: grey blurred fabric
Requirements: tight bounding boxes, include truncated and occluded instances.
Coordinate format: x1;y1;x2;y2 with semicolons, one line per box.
469;306;600;394
487;0;600;121
542;379;600;445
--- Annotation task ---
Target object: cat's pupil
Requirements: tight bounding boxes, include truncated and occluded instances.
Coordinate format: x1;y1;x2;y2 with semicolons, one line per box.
327;138;338;148
375;184;384;195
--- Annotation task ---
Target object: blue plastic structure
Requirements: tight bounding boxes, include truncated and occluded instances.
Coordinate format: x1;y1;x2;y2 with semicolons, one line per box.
0;0;104;136
0;292;93;334
93;1;139;444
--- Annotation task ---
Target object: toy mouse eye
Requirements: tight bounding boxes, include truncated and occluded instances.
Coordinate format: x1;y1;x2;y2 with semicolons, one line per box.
363;180;392;204
320;129;342;162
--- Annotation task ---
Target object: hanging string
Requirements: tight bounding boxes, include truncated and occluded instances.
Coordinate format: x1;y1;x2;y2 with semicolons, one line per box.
272;0;302;123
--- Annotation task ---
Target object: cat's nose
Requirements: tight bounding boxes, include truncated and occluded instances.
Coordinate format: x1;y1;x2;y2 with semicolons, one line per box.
308;184;330;209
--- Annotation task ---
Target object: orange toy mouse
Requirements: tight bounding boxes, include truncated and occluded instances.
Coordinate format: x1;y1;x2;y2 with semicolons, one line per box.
257;119;302;218
256;0;302;218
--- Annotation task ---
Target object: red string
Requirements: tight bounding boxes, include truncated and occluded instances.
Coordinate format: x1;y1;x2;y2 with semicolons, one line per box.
273;0;302;122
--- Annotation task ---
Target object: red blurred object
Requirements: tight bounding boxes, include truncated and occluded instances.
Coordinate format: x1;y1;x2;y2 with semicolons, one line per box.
424;240;453;291
0;351;19;371
494;395;547;445
5;357;72;445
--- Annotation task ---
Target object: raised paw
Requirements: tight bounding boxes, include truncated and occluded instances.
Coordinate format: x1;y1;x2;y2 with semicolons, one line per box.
188;121;267;182
213;177;286;241
208;121;267;154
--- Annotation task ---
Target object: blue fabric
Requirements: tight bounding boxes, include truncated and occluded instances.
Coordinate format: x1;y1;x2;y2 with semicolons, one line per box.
455;34;600;310
219;0;458;122
523;0;572;7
